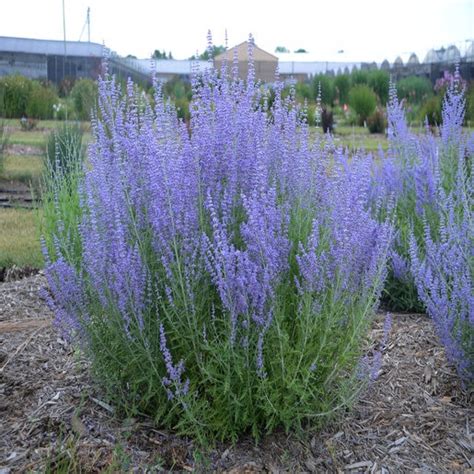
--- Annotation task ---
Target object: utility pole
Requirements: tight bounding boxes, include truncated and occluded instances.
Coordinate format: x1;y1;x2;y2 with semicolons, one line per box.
62;0;68;120
87;7;90;43
62;0;67;80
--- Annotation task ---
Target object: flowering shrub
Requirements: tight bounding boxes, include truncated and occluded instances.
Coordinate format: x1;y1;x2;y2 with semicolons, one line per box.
410;179;473;386
409;78;473;386
43;46;393;441
373;73;474;384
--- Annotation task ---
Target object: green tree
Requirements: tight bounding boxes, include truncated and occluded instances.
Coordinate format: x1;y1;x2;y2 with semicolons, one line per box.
70;78;98;121
368;70;390;105
334;74;351;104
397;76;433;104
312;74;335;106
190;45;226;61
275;46;290;53
152;50;170;60
349;84;377;124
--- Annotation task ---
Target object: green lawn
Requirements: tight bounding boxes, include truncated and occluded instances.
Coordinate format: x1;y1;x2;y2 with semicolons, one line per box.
2;118;91;130
7;130;47;148
1;154;44;182
311;125;389;152
0;208;43;268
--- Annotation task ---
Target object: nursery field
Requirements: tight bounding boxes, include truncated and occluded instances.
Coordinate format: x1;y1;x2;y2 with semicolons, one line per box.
0;273;472;472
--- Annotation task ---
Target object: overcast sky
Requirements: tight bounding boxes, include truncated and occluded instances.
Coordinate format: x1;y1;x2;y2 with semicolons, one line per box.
1;0;473;62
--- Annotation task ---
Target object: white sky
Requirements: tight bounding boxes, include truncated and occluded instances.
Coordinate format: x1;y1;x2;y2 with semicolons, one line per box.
1;0;473;62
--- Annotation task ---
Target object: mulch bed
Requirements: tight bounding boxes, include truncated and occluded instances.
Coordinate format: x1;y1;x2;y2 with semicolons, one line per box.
0;274;472;472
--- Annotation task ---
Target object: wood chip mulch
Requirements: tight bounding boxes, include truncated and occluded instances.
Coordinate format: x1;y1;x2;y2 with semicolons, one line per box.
0;274;472;473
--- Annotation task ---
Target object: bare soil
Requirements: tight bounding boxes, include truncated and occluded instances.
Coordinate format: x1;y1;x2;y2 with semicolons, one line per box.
0;274;472;473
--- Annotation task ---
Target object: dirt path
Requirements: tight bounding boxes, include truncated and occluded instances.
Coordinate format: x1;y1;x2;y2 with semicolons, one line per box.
0;274;472;472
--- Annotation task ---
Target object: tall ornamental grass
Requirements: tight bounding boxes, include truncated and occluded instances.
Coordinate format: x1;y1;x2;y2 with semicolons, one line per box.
44;47;393;441
41;123;84;266
373;74;469;312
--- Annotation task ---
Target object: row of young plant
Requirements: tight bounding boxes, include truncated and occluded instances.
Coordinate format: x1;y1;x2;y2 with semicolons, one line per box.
41;51;472;443
301;68;474;129
0;75;97;121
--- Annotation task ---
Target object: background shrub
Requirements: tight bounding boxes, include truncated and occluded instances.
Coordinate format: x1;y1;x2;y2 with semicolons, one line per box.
26;81;58;119
312;74;335;106
419;96;442;126
397;76;433;104
321;106;334;133
70;78;98;121
45;123;84;179
351;69;369;86
0;75;33;118
295;81;313;101
349;84;377;124
465;81;474;125
367;107;387;134
334;74;351;104
368;70;390;105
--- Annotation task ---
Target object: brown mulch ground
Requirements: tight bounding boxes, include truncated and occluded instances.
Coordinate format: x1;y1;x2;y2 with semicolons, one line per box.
0;274;472;473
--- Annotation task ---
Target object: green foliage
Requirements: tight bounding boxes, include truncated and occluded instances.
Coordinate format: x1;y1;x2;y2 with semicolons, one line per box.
163;77;192;101
334;74;351;104
41;126;83;266
419;96;442;126
351;70;369;86
312;74;335;106
275;46;290;53
349;85;377;124
295;82;313;101
45;123;84;183
368;70;390;105
0;75;34;118
0;121;8;174
466;81;474;124
397;76;433;104
367;108;387;134
192;45;226;61
175;97;190;122
152;49;173;60
26;82;58;119
70;78;98;121
84;205;383;443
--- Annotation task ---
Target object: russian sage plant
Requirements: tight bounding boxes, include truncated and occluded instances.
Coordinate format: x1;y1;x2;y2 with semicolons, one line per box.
409;79;473;386
374;75;468;312
43;49;393;441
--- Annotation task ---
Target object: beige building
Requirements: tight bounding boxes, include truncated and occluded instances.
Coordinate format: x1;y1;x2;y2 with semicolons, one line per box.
214;41;278;83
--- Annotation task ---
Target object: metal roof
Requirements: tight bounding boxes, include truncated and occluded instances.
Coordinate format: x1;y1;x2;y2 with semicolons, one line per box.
137;59;210;74
278;61;361;75
0;36;105;57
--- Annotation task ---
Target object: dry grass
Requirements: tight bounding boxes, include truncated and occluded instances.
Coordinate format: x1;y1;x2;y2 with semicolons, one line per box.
0;208;43;268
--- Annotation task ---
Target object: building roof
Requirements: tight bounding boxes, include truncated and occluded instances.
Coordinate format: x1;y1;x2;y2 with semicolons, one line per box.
0;36;105;57
278;60;361;75
215;42;278;62
137;59;209;74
